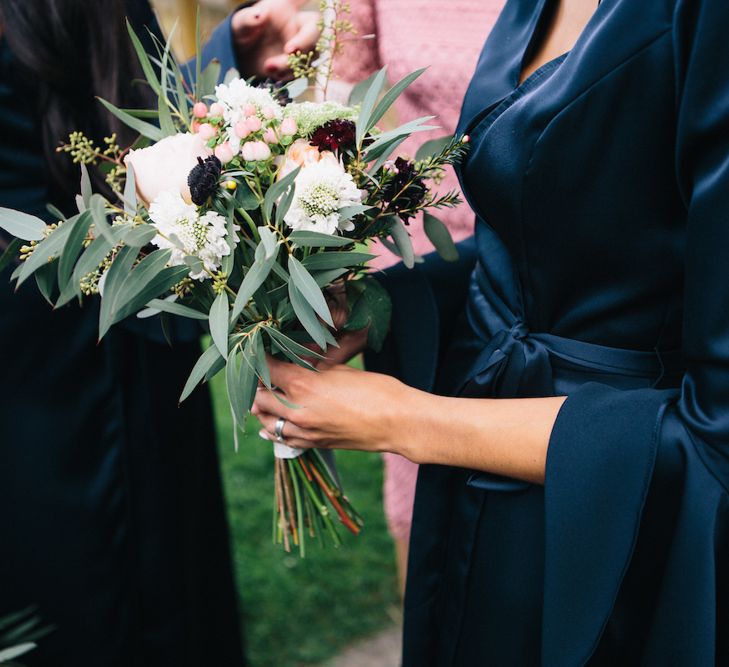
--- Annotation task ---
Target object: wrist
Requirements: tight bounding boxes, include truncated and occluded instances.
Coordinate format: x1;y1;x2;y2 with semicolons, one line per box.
381;384;441;464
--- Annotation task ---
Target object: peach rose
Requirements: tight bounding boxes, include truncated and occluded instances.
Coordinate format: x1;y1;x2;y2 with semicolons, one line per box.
124;133;212;206
277;139;334;180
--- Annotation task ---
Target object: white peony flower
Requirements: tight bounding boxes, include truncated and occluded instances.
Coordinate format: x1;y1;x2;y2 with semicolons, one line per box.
148;190;235;280
284;158;363;235
124;133;212;206
214;78;282;152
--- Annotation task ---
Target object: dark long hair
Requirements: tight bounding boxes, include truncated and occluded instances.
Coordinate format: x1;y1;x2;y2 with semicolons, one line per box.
0;0;153;197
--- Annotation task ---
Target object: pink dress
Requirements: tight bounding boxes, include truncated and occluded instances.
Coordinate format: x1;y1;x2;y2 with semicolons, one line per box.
335;0;505;542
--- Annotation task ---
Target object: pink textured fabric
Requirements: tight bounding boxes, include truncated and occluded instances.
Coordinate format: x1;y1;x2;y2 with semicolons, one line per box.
335;0;505;270
335;0;505;542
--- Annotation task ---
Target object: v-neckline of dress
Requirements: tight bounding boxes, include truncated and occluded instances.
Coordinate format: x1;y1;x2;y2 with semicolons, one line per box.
514;0;604;90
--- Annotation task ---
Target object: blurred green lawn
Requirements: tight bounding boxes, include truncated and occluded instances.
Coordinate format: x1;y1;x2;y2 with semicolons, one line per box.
209;370;399;667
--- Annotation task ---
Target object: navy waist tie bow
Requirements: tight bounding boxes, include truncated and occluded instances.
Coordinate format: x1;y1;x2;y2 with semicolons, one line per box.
452;240;683;493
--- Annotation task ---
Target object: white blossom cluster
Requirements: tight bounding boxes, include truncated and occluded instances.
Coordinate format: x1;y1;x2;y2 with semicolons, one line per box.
148;190;233;280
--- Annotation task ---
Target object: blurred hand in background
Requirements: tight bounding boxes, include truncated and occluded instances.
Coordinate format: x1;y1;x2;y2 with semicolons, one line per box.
232;0;320;79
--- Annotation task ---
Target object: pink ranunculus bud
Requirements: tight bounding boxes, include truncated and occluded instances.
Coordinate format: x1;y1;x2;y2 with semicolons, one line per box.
253;141;272;161
193;102;208;119
263;128;278;144
243;103;257;117
245;116;263;133
209;102;225;117
191;120;201;133
214;142;235;164
262;106;277;120
197;124;217;141
234;121;250;139
280;117;298;136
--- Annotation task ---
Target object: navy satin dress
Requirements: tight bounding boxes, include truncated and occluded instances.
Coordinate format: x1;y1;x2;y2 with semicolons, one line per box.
0;7;245;666
380;0;729;664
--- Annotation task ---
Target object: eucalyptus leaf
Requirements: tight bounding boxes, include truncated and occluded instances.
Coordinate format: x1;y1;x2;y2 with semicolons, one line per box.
89;193;115;244
234;180;259;210
285;77;309;99
13;219;74;286
180;343;223;402
57;210;92;292
367;68;426;134
362;277;392;351
35;261;57;305
123;163;138;215
97;98;164;141
122;224;157;248
265;327;324;363
415;135;454;161
274;179;297;227
356;67;388;146
251;330;271;388
223;66;240;85
0;208;46;241
263;166;299;222
363;117;437;158
198;59;222;99
231;243;278;321
389;217;415;268
367;135;409;172
158;35;176;137
289;230;353;248
311;267;348;288
72;235;113;287
339;204;376;222
301;251;374;271
288;256;333;326
0;238;22;274
146;298;208;320
209;290;231;358
348;69;380;107
288;282;329;350
126;20;162;95
226;343;258;421
79;163;92;210
423;212;459;262
112;265;189;326
259;226;277;259
183;255;204;275
46;203;66;221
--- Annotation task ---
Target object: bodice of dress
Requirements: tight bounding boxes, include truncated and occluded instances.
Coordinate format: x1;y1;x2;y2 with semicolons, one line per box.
456;0;685;355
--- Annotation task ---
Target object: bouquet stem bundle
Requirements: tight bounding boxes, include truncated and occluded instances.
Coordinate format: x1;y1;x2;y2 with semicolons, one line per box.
274;450;362;556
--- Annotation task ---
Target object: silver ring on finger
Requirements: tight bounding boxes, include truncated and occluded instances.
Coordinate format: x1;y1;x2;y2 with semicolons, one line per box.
274;417;287;443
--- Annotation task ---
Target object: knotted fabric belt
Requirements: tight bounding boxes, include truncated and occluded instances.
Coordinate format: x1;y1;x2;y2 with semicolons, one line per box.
454;263;683;492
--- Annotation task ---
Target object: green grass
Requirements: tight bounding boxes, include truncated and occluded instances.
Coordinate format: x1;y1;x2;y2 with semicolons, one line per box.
210;372;399;667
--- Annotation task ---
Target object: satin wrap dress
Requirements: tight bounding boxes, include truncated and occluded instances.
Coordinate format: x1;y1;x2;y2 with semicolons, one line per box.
0;7;245;666
373;0;729;664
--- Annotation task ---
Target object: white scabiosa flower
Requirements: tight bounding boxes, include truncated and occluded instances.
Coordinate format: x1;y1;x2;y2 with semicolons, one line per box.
284;158;362;235
148;190;234;280
214;78;282;152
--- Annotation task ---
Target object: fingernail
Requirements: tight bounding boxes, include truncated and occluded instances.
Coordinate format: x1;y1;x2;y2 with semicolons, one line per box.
259;429;270;440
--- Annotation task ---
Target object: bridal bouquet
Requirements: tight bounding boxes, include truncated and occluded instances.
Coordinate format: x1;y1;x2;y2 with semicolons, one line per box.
0;21;467;556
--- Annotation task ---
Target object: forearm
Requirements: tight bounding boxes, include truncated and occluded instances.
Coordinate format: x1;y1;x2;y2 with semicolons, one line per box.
394;389;567;485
